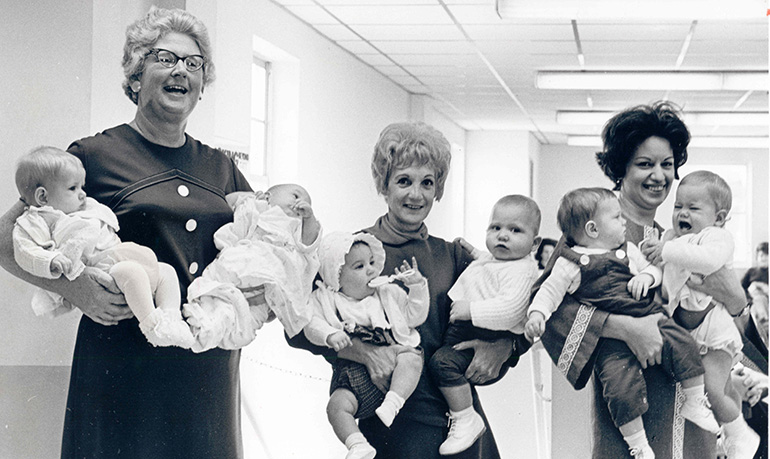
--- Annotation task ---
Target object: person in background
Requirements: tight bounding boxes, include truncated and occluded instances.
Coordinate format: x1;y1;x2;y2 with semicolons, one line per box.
742;242;768;302
535;237;557;271
0;7;252;457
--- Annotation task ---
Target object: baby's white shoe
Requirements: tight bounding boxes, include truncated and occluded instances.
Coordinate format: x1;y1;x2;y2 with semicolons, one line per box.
629;444;655;459
680;394;720;433
345;442;376;459
438;409;486;455
140;308;195;349
724;425;760;459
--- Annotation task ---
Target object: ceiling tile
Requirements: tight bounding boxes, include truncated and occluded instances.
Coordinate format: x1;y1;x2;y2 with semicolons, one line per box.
323;5;452;25
388;54;479;66
335;40;381;54
356;53;399;66
371;40;475;54
444;5;507;24
271;0;768;141
314;24;361;41
317;0;436;4
373;64;412;77
284;5;339;24
348;24;465;40
576;23;693;41
463;23;574;40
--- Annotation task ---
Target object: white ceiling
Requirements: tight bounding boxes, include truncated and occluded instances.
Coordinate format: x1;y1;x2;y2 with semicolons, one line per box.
269;0;768;145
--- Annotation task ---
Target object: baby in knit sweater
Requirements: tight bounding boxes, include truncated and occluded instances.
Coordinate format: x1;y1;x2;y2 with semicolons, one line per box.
428;195;541;455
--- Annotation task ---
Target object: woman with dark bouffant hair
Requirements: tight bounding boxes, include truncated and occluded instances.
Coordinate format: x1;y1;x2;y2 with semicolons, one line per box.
533;101;747;459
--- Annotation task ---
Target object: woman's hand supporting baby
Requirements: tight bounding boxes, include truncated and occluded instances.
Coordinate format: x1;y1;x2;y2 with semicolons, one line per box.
603;313;665;369
338;340;403;393
64;266;131;326
454;338;513;385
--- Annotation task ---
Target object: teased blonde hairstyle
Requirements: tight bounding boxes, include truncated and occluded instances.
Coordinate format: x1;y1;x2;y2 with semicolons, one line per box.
122;6;215;104
15;146;84;204
371;121;451;200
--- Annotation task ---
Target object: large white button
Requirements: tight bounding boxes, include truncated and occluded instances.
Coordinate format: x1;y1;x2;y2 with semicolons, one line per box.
185;219;197;232
177;185;190;197
188;262;199;274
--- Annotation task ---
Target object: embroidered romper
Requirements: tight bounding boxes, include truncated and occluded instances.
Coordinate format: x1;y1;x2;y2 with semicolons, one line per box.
563;243;705;427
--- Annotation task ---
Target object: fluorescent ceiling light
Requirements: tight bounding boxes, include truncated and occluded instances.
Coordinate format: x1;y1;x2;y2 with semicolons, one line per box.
557;111;769;127
567;135;768;149
496;0;766;20
537;72;767;91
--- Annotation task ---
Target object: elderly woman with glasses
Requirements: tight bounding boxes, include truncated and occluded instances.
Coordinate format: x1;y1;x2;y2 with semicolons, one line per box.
0;7;252;458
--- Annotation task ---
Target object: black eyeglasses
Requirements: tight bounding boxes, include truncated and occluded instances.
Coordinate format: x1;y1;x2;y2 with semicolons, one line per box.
145;48;206;72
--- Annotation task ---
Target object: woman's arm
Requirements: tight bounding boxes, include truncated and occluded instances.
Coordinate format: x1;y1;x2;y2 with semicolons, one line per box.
602;312;665;368
691;266;747;315
0;201;131;325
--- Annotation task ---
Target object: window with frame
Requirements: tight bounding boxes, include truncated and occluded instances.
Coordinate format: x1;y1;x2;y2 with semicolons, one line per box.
250;57;270;179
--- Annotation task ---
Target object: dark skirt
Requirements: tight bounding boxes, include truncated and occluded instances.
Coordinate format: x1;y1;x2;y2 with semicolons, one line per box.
61;316;242;459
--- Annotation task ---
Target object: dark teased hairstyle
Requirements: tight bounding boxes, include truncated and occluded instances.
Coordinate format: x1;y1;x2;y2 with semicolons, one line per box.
596;101;690;190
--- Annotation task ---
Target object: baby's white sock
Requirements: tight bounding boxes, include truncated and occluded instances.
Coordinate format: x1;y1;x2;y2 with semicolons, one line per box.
375;391;405;427
623;429;649;451
450;405;476;419
344;432;367;449
682;383;706;399
722;414;747;437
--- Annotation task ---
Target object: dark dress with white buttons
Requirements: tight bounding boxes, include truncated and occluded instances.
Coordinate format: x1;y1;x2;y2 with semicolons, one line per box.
63;124;251;459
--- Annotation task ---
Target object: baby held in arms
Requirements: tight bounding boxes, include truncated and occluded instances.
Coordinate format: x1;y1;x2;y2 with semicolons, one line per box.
182;183;322;352
13;146;193;348
525;187;718;459
304;231;428;459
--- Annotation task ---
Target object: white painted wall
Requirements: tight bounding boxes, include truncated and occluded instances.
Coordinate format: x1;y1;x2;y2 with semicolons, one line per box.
463;130;536;248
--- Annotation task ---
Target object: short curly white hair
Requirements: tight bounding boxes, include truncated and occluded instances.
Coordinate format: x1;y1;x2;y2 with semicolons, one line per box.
121;6;215;105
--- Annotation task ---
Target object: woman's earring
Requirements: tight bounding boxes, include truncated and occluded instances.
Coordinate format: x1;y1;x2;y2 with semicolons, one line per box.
130;81;141;93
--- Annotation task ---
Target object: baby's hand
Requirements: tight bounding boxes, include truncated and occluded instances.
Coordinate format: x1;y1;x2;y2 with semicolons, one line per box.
525;311;546;341
628;273;655;300
50;254;72;276
327;331;352;352
454;237;478;258
395;257;424;285
640;238;665;265
292;200;315;220
449;300;472;323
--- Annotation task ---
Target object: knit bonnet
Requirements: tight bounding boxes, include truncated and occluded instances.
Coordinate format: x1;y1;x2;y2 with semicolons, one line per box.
318;231;386;292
